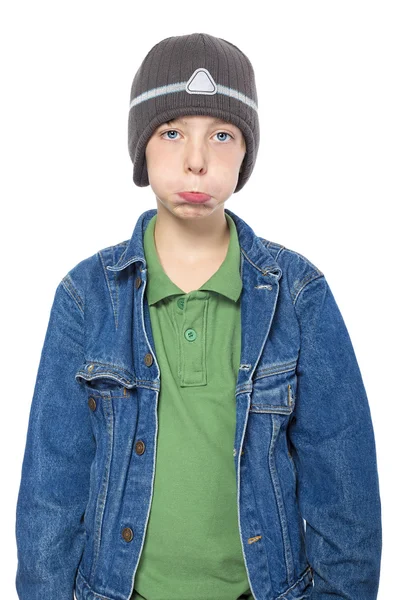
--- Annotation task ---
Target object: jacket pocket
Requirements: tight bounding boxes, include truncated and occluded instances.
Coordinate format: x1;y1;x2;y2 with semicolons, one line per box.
75;360;136;391
75;360;136;578
249;359;297;415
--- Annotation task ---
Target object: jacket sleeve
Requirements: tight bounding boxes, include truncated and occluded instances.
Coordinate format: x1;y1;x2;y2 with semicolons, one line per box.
15;275;95;600
288;274;382;599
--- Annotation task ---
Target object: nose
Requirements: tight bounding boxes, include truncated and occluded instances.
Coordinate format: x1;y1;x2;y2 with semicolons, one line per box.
183;142;208;176
187;162;206;175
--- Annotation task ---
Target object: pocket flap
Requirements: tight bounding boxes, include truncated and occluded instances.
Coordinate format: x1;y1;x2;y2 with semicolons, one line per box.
75;360;136;390
250;360;297;415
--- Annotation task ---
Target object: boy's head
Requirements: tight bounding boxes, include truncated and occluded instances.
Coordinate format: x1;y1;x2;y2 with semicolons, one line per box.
128;33;259;195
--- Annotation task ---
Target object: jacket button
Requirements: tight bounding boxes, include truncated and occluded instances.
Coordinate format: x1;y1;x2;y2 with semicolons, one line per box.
135;440;145;455
144;353;153;366
135;276;142;289
122;527;134;542
88;397;97;411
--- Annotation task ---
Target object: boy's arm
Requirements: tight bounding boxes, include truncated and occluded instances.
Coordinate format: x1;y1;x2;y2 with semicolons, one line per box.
289;274;382;599
15;276;95;600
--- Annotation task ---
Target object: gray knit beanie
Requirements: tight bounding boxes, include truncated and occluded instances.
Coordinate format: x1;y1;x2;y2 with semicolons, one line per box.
128;32;259;193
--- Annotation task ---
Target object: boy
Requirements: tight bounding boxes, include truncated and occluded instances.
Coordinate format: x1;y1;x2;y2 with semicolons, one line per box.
15;33;382;600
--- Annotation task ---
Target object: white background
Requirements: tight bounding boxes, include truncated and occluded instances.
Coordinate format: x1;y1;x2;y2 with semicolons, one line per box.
2;1;401;598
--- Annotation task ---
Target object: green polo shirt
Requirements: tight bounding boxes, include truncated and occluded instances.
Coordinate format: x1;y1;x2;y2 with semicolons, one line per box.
131;212;254;600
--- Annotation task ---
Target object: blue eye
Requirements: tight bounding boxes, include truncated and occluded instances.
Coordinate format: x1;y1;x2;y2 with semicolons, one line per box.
162;130;179;140
160;129;234;142
215;132;232;142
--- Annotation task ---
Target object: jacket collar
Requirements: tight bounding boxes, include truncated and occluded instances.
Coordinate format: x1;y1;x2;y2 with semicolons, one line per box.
106;207;282;279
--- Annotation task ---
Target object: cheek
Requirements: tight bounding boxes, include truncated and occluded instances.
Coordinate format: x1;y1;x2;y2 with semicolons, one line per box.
148;160;179;190
216;144;244;165
212;156;242;178
145;136;165;163
148;149;178;174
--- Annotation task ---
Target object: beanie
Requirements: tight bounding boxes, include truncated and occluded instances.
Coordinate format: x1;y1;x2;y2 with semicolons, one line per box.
128;32;259;194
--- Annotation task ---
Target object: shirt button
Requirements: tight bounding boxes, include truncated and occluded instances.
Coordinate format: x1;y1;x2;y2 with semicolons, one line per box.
122;527;134;542
144;353;153;366
176;297;185;309
88;397;97;411
184;328;197;341
135;440;145;455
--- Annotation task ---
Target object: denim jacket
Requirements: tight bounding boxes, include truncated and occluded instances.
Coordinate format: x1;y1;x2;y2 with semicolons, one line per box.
15;207;382;600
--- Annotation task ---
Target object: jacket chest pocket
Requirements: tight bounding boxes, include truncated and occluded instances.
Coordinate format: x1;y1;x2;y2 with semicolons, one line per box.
75;360;136;392
75;359;138;427
249;360;297;415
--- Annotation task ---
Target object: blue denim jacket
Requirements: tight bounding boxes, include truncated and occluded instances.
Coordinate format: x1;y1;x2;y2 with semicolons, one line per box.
15;207;382;600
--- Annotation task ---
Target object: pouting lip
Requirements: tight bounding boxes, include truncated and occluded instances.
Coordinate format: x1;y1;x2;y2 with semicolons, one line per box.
181;190;209;195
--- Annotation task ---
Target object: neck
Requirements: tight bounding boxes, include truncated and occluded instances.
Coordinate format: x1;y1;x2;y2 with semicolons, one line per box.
153;200;230;264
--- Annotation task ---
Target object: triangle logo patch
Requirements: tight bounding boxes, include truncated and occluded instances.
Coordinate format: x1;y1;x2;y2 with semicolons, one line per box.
186;68;217;95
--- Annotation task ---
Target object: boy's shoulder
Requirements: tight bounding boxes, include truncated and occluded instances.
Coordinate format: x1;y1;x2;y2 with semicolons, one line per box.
60;238;131;305
257;235;325;302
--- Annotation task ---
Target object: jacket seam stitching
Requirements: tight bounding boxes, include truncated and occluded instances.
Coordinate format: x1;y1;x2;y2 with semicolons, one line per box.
241;247;279;275
274;565;313;599
293;272;325;306
282;246;324;275
61;274;84;314
78;359;133;374
270;243;286;262
98;251;119;330
261;238;324;278
261;238;286;258
77;568;114;599
268;418;295;580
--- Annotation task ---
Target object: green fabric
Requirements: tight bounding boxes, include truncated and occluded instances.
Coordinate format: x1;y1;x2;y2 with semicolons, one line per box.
131;213;254;600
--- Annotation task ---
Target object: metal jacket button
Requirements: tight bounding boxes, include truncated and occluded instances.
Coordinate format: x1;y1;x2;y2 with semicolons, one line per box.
88;397;97;411
135;276;142;289
122;527;134;542
135;440;145;455
144;353;153;366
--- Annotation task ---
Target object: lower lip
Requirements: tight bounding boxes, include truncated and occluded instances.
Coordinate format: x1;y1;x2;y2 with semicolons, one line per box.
177;192;211;203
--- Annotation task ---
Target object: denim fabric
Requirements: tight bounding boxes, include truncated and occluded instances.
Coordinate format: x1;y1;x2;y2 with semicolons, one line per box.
15;207;382;600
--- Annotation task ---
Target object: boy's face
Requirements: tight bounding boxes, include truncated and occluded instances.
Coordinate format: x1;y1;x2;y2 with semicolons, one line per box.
145;115;246;218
